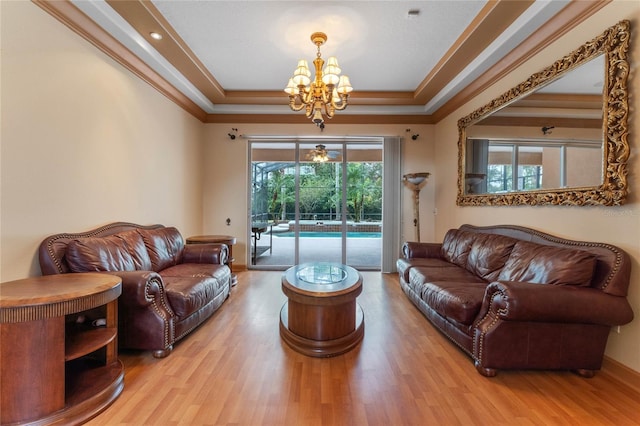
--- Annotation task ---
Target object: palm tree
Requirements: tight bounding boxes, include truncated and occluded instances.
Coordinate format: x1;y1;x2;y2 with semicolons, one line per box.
267;167;295;222
346;163;382;222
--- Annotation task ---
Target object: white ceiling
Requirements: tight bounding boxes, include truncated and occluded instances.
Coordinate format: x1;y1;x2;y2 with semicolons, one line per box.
69;0;574;117
151;0;487;92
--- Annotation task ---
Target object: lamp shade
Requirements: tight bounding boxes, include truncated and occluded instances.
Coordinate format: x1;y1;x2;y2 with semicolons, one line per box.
322;57;341;85
337;75;353;94
284;78;299;95
331;88;342;104
292;60;311;86
405;176;426;185
322;70;340;85
325;57;341;73
403;172;430;185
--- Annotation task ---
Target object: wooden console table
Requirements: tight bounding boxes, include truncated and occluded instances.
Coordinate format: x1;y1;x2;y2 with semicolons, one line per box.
0;273;123;425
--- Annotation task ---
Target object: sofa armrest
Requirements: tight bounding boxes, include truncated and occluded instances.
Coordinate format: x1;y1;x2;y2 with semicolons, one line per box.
182;243;228;265
477;281;634;326
112;271;176;355
114;271;172;310
402;242;443;259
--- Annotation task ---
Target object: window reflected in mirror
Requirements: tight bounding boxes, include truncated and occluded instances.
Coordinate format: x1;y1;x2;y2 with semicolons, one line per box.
457;21;629;206
465;139;602;195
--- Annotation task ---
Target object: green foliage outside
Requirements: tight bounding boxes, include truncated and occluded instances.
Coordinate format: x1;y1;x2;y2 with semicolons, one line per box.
256;162;382;223
487;164;542;192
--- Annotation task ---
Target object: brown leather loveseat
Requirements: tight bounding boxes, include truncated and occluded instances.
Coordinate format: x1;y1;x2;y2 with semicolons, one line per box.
397;224;633;377
39;222;231;358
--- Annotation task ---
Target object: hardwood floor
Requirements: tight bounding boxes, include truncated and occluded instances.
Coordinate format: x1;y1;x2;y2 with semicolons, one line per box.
87;271;640;425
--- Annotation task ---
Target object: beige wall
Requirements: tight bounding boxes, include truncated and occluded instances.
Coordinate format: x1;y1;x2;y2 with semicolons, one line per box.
0;1;205;281
434;2;640;372
202;123;436;267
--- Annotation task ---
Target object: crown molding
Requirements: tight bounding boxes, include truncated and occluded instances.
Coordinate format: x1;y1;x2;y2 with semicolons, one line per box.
430;0;610;122
33;0;609;125
32;0;208;122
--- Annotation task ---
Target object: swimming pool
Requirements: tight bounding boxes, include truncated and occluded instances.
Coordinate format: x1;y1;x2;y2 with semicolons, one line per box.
275;231;381;238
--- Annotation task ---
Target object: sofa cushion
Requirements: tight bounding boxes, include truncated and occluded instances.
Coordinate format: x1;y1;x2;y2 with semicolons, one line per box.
408;265;485;294
441;229;475;268
466;233;517;281
65;230;153;272
115;230;153;270
397;257;457;283
66;234;136;272
163;276;226;319
161;263;231;284
498;241;597;286
138;227;184;272
420;281;488;325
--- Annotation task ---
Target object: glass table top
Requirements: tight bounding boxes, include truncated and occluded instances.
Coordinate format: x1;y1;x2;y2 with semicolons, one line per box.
283;262;360;294
296;264;348;284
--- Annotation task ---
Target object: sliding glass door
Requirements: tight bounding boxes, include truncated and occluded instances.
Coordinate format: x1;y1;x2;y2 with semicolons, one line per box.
249;139;382;270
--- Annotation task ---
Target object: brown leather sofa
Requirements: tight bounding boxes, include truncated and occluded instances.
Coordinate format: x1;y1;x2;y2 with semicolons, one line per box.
39;222;231;358
397;224;633;377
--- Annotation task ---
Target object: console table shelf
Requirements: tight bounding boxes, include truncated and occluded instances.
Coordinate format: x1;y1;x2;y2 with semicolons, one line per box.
65;326;118;361
0;273;123;425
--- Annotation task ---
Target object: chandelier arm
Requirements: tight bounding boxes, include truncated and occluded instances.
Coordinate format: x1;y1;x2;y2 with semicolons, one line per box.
288;97;307;112
326;83;336;100
305;104;314;119
332;101;349;111
299;86;314;105
331;94;350;111
323;101;335;119
288;88;314;113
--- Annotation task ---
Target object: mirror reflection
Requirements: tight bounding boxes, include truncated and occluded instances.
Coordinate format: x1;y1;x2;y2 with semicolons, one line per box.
457;21;630;206
464;55;604;195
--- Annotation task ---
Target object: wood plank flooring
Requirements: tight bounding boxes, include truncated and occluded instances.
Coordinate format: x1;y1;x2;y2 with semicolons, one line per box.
87;271;640;425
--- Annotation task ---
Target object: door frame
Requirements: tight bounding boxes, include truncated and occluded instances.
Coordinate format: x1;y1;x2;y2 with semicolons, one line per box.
247;136;399;271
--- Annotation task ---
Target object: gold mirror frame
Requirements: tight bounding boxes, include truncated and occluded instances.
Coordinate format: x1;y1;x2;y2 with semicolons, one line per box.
457;20;630;206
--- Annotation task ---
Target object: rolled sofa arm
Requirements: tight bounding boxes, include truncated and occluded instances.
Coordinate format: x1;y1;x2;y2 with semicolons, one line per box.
477;281;634;326
183;243;228;265
402;242;443;259
112;270;176;357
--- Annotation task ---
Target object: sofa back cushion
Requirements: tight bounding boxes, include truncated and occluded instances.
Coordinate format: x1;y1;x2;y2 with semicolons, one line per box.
138;227;184;272
498;240;596;286
441;229;475;268
466;233;517;281
117;230;153;270
66;230;152;272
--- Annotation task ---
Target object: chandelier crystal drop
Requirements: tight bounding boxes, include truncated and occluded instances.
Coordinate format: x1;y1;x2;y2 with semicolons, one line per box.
284;32;353;126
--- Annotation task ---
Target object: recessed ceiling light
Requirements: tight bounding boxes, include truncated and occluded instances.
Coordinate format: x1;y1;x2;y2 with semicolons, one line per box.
149;32;163;40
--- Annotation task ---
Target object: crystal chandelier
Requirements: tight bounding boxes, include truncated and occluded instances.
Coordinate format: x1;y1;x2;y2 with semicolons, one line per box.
284;32;353;126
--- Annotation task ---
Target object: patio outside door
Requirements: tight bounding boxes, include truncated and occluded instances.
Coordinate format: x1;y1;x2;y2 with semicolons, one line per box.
249;140;383;270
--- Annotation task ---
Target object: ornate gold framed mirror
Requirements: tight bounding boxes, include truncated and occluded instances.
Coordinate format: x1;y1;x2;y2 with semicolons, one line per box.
457;20;630;206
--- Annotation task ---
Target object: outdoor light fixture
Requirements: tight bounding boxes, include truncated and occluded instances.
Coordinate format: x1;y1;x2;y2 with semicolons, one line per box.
403;172;430;242
284;32;353;127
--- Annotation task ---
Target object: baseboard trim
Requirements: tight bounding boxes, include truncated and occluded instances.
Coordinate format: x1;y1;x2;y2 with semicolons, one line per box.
602;356;640;393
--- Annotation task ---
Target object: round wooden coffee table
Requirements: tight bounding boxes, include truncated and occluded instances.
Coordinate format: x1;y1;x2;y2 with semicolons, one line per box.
279;262;364;357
